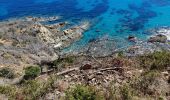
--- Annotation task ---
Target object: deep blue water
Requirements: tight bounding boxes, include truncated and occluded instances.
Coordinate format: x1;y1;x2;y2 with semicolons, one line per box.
1;0;170;51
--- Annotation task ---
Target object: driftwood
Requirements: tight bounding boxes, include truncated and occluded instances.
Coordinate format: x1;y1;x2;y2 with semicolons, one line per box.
56;67;79;76
98;67;123;72
55;67;123;77
85;67;123;75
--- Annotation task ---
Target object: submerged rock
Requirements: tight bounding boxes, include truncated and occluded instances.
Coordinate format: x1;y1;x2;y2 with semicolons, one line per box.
86;38;116;57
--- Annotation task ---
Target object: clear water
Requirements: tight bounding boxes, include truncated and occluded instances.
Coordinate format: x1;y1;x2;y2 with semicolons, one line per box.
1;0;170;52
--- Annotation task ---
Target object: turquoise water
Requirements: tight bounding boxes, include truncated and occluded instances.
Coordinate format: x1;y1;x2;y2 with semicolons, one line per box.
0;0;170;51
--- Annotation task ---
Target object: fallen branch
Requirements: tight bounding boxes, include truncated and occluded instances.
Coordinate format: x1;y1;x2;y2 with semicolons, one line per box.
98;67;123;72
55;66;123;76
86;67;124;75
56;67;79;76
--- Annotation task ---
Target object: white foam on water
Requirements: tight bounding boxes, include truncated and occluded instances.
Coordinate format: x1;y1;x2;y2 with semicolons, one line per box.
159;29;170;41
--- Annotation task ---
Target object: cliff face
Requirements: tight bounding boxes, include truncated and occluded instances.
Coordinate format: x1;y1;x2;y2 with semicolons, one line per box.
0;16;89;74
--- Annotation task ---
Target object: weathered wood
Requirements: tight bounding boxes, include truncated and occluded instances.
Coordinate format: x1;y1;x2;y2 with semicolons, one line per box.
56;67;79;76
98;67;123;72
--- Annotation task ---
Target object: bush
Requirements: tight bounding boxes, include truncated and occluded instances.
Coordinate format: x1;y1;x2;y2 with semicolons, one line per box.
139;51;170;70
65;85;104;100
106;82;134;100
22;80;41;100
24;66;41;80
53;56;75;66
131;70;163;96
0;68;15;79
117;51;124;57
22;75;56;100
0;85;17;99
120;84;134;100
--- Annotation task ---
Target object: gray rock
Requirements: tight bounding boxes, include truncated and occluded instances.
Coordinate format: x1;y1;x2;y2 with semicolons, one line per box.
148;34;167;43
128;35;137;42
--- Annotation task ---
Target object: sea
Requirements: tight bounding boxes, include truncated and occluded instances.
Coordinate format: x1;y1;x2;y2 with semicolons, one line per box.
0;0;170;52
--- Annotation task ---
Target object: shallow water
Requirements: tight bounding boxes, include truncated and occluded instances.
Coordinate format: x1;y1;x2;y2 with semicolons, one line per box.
0;0;170;52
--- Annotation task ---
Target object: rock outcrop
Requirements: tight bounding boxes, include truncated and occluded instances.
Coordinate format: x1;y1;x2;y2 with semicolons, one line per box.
0;16;90;75
148;34;167;43
147;27;170;42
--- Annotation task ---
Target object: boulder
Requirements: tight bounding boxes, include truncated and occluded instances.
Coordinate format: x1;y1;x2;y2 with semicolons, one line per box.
168;76;170;83
167;67;170;73
148;34;167;43
127;46;139;54
80;61;92;70
128;35;137;42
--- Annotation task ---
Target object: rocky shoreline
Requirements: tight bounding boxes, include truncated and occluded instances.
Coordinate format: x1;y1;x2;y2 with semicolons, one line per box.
0;16;90;75
61;26;170;58
0;16;170;76
0;16;170;100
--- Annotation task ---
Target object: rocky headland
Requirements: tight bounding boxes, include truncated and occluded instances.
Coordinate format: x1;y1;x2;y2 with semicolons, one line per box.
0;16;89;75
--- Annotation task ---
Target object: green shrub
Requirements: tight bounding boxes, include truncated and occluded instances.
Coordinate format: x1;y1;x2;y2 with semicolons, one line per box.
106;82;121;100
65;85;104;100
22;80;41;100
120;84;133;100
106;81;135;100
24;66;41;80
0;68;15;79
139;51;170;70
158;96;164;100
22;75;56;100
131;70;161;96
0;85;17;99
117;51;124;57
53;56;75;66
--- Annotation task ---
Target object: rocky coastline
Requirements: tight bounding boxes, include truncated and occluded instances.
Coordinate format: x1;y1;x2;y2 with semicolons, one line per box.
0;16;90;75
0;16;170;100
1;16;170;77
61;26;170;58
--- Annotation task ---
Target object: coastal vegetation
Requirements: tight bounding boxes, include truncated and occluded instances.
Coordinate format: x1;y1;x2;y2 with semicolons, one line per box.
0;50;169;100
65;85;104;100
0;68;15;79
139;51;170;71
24;66;41;80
